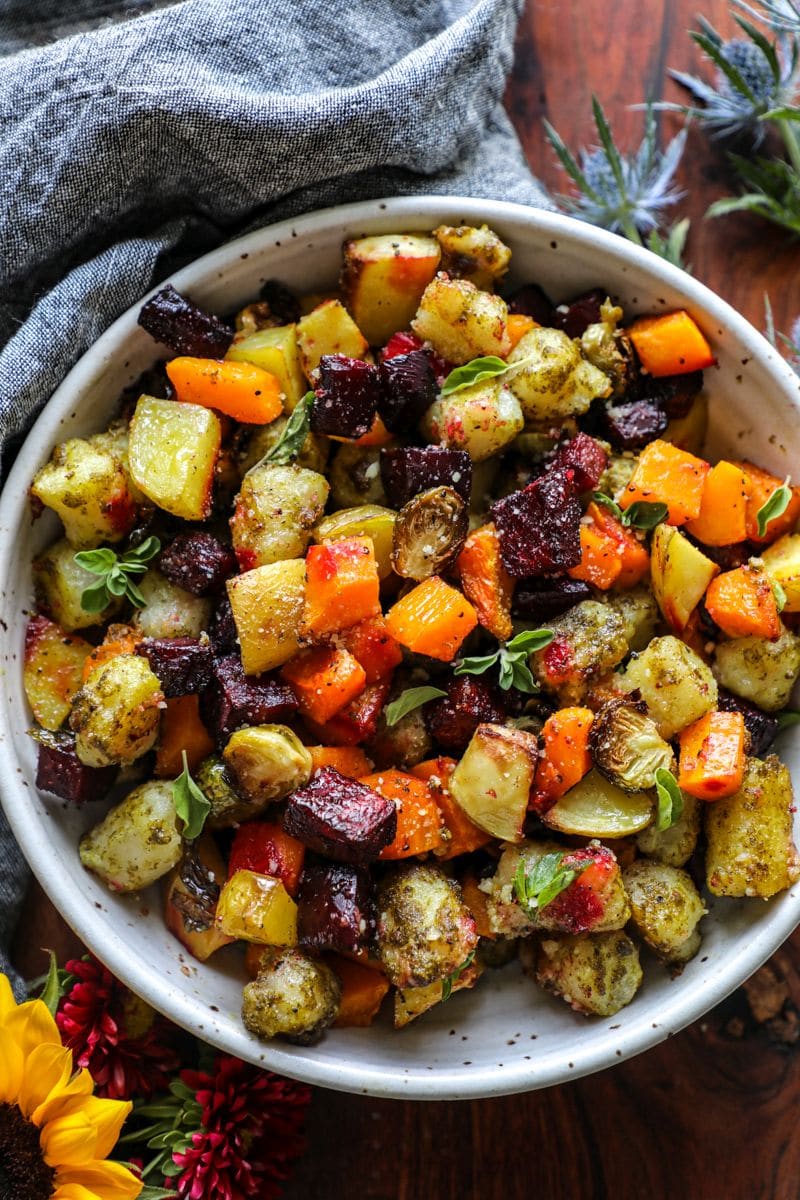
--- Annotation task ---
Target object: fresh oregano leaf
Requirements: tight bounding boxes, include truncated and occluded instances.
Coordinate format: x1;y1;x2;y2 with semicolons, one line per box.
441;949;476;1002
654;767;684;832
623;500;669;530
455;628;552;693
75;537;161;612
513;851;590;914
773;580;788;613
505;629;555;654
384;686;448;727
262;391;315;465
440;356;511;396
172;750;211;841
756;481;792;538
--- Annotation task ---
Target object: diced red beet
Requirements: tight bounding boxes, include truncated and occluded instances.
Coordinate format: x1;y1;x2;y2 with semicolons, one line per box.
283;767;397;864
310;356;381;438
136;637;213;697
304;678;392;746
377;351;438;434
602;399;668;450
380;446;472;507
381;331;425;361
208;592;238;655
718;689;779;757
548;432;608;491
159;532;236;596
138;284;233;358
556;288;606;338
426;676;506;752
200;655;297;743
491;467;582;578
228;821;305;895
638;369;704;419
297;863;375;954
34;732;117;805
259;279;300;325
512;576;592;622
507;283;558;326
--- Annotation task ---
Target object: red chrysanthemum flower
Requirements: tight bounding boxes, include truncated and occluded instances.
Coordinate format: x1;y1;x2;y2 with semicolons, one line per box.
56;956;180;1100
171;1055;310;1200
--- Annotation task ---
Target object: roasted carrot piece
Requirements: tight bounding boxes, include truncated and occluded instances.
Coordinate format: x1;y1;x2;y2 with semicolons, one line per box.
411;756;491;859
568;521;622;590
507;313;537;349
685;460;749;547
360;768;448;859
619;438;709;525
339;615;403;683
303;677;392;747
531;707;594;814
705;561;781;640
330;414;394;448
730;460;800;546
155;695;215;778
330;955;390;1027
626;310;715;377
386;576;478;661
281;645;367;725
302;536;381;639
586;501;650;587
455;523;514;641
308;745;374;778
460;872;495;939
678;710;746;800
166;357;283;423
82;624;140;681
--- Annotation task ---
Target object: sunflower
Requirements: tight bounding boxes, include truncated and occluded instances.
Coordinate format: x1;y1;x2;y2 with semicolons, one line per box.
0;973;142;1200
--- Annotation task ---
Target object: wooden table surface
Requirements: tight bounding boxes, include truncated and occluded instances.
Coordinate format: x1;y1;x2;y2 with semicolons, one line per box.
12;3;800;1197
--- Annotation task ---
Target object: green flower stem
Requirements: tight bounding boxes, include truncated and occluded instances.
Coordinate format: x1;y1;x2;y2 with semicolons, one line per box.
778;117;800;175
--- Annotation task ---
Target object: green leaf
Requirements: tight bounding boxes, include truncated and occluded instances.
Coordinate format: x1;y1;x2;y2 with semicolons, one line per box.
38;949;64;1016
440;356;513;396
137;1187;178;1200
776;709;800;729
543;118;603;203
441;949;476;1002
453;652;500;677
513;851;590;914
591;491;625;521
506;628;554;654
647;218;692;271
623;501;669;530
263;392;315;465
508;658;540;694
773;580;788;613
76;537;161;612
384;686;448;726
122;577;148;608
654;767;684;832
172;751;211;840
105;569;129;597
79;578;112;613
757;482;792;537
122;536;161;566
690;29;759;103
592;96;627;196
74;547;118;574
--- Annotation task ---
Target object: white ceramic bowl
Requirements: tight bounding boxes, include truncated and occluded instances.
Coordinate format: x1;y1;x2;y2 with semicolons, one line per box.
2;197;800;1100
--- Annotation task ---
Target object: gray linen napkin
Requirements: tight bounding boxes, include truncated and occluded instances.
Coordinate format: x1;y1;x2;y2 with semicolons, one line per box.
0;0;552;996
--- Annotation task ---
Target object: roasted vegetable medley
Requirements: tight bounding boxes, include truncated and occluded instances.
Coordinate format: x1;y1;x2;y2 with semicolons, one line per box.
25;222;800;1045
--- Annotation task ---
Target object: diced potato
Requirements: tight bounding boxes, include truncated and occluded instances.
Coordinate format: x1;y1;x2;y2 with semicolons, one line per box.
230;462;329;570
433;223;512;291
242;947;341;1044
623;860;706;964
164;835;235;961
449;723;539;842
531;600;629;705
70;654;163;767
222;725;312;806
129;395;221;521
636;792;702;867
761;534;800;612
394;961;483;1028
621;635;718;739
227;558;306;675
377;863;478;988
133;569;211;639
88;418;146;504
79;779;181;892
216;869;298;944
24;616;91;730
314;504;397;580
607;587;659;652
238;418;329;477
507;327;611;421
531;930;643;1017
422;381;524;462
31;437;136;549
706;755;800;898
328;443;389;509
662;393;709;455
650;523;718;632
713;624;800;712
296;299;370;380
33;537;121;631
226;324;307;410
411;274;511;365
542;769;654;838
341;234;442;346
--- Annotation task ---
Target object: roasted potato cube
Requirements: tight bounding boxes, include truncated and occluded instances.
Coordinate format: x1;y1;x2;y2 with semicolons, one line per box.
314;504;397;580
33;537;121;631
88;417;146;504
328;442;389;509
70;654;163;768
762;533;800;612
449;723;538;842
164;835;235;962
706;755;800;898
239;418;329;476
341;234;441;346
542;769;654;838
230;462;329;570
394;960;483;1028
422;381;524;462
531;930;643;1017
24;615;91;730
507;327;611;421
216;869;298;944
377;863;478;988
227;558;306;675
636;791;702;867
31;437;136;548
226;323;307;410
433;223;511;291
531;600;629;705
296;299;370;380
623;860;706;964
242;947;341;1044
713;625;800;712
621;635;717;739
133;569;211;639
129;395;221;520
411;273;511;364
222;724;312;807
79;779;181;892
650;523;718;633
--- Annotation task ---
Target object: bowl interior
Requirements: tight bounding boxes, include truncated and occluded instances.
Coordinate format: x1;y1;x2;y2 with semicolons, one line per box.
2;196;799;1099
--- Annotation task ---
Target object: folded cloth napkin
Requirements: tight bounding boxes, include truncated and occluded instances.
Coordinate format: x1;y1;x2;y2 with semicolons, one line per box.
0;0;551;996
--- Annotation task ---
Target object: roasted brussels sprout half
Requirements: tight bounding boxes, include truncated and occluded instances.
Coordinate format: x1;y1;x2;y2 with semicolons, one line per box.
579;299;635;398
197;755;268;829
589;699;675;793
377;863;478;988
391;486;468;581
242;947;341;1045
222;724;313;807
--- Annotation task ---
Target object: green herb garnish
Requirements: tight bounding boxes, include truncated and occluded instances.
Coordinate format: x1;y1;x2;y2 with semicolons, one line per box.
455;628;553;694
514;851;590;915
440;356;532;397
756;480;792;537
654;767;684;832
441;949;477;1002
384;686;448;727
592;492;669;530
172;751;211;841
74;535;161;612
776;709;800;729
260;391;315;465
38;949;67;1017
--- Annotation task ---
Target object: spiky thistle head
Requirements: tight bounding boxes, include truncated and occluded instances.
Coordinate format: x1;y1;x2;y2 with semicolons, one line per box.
735;0;800;36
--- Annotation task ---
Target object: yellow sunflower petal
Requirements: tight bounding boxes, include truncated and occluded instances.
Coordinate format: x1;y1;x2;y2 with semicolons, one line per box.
5;996;61;1055
17;1040;74;1118
52;1186;104;1200
0;972;17;1024
56;1160;143;1200
0;1025;24;1102
58;1095;133;1161
32;1068;94;1128
41;1109;97;1168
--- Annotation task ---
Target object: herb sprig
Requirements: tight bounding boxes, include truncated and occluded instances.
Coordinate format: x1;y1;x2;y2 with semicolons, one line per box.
591;492;669;531
384;686;448;727
256;391;314;467
441;950;476;1002
172;751;211;841
654;768;684;832
75;535;161;612
455;628;554;694
440;356;531;397
514;852;591;915
756;479;793;535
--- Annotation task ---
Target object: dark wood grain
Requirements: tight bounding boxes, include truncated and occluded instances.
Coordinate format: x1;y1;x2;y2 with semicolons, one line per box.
13;3;800;1198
